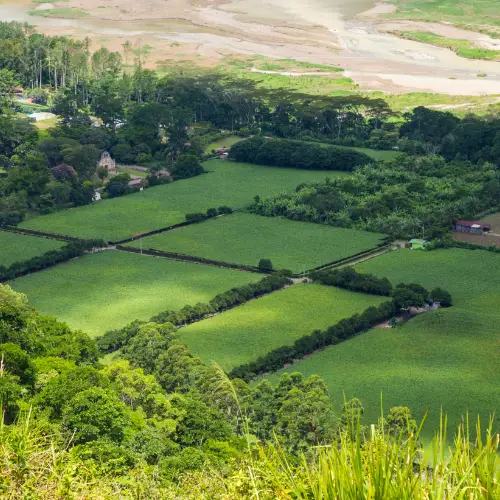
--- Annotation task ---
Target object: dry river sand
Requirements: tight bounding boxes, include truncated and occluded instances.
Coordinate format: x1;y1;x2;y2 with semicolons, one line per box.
1;0;500;95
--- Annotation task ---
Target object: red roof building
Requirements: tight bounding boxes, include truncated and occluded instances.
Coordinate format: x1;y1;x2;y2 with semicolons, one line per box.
455;220;491;234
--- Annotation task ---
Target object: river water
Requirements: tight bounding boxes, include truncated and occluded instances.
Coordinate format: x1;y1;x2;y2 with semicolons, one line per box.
0;0;499;94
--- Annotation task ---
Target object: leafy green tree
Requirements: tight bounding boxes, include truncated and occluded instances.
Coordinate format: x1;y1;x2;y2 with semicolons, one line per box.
385;406;417;437
431;287;453;307
105;173;130;198
258;259;273;272
0;343;35;389
171;155;205;180
62;387;132;444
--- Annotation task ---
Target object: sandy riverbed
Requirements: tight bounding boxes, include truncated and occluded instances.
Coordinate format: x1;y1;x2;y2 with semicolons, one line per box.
0;0;499;95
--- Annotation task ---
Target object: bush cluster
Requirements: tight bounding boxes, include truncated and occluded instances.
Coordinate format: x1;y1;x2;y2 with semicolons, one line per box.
97;273;292;353
0;239;106;281
229;301;394;381
311;267;392;296
229;137;372;171
185;206;233;222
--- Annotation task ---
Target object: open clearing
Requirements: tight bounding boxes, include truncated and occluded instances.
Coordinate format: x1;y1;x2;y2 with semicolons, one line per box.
0;231;64;267
20;160;341;241
274;248;500;437
179;283;386;371
127;213;386;273
10;250;262;337
205;136;244;153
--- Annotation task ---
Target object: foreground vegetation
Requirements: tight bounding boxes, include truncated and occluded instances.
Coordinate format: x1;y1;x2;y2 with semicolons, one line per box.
0;230;63;267
179;284;386;371
127;213;386;273
20;161;337;241
276;248;500;436
10;251;260;336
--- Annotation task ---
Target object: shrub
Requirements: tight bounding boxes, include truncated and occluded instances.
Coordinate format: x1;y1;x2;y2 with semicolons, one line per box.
258;259;273;273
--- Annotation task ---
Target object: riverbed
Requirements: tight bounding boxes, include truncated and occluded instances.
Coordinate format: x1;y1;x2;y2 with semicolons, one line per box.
1;0;499;95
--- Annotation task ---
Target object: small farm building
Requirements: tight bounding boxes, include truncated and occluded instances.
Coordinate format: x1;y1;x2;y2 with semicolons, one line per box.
455;220;491;235
409;239;428;250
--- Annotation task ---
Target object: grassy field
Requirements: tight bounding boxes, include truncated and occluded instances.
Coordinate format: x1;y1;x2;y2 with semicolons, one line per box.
205;136;244;153
116;166;148;178
127;213;386;273
0;231;64;267
179;284;386;371
274;248;500;437
10;250;262;337
20;160;340;241
385;1;500;33
339;146;401;161
393;31;500;60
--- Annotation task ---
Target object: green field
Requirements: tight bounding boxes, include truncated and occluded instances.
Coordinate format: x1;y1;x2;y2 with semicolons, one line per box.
179;283;386;371
10;250;262;337
116;166;148;178
205;136;245;153
128;213;386;273
394;31;500;60
0;231;64;267
339;146;401;161
274;248;500;437
386;1;500;33
20;160;340;241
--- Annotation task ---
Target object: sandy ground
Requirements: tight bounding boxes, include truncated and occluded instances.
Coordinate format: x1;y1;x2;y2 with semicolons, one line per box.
0;0;499;95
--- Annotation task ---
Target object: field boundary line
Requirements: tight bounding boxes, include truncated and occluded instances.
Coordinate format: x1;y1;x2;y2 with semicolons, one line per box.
2;226;80;242
115;245;266;274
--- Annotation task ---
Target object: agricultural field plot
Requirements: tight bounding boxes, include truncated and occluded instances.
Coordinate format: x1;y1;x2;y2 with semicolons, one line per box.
178;284;386;371
337;146;401;162
127;213;387;273
20;160;340;242
10;250;262;338
205;136;244;153
0;231;64;267
274;248;500;438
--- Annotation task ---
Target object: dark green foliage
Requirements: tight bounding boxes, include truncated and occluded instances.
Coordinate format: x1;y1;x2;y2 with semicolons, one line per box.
430;287;453;307
392;284;428;312
105;174;132;198
312;267;392;296
258;258;273;273
185;212;207;222
171;155;205;180
230;137;372;171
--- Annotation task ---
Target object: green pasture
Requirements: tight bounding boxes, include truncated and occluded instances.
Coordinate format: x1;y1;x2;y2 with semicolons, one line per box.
205;136;244;153
386;1;500;31
20;160;339;241
179;284;386;371
116;167;148;178
338;146;401;161
10;250;262;338
275;248;500;438
394;31;500;60
0;231;64;267
128;213;386;273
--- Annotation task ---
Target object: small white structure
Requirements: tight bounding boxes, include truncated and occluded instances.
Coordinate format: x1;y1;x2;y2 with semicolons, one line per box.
29;112;56;122
98;151;116;173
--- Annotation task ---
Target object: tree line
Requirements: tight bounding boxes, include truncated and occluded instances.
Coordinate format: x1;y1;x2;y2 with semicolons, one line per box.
0;238;105;281
97;272;292;353
230;137;372;171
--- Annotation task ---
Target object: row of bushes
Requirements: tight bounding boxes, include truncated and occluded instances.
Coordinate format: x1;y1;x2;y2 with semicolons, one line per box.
97;273;293;353
428;236;500;254
229;301;394;381
311;267;393;296
229;137;372;171
0;239;106;281
185;206;233;222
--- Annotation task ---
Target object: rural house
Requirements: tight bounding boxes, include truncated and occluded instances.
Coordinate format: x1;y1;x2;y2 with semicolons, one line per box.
455;220;491;235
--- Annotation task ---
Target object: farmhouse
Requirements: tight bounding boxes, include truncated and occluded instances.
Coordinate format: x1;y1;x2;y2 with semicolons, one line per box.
455;220;491;235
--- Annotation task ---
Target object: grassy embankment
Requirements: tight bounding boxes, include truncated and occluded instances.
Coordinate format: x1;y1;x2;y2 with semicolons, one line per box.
272;248;500;438
0;230;64;267
179;283;386;371
127;212;386;273
20;160;341;241
385;0;500;37
204;136;245;153
10;250;262;337
392;31;500;60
